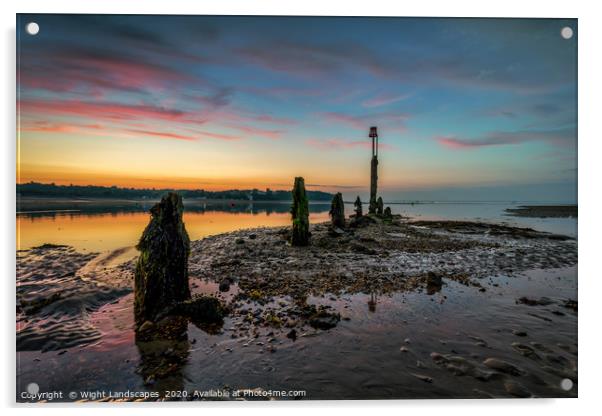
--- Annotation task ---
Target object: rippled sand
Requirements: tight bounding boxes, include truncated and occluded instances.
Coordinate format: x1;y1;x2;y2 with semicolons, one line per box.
16;220;577;401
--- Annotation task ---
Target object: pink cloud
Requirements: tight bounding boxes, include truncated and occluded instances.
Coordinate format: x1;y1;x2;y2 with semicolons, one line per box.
70;56;193;91
362;93;411;108
226;124;282;140
20;99;194;123
21;121;104;134
236;40;395;80
321;111;409;131
20;108;241;142
19;98;294;143
125;129;197;141
437;129;575;150
436;136;476;149
251;114;297;126
204;108;297;127
306;138;395;151
20;47;198;95
195;130;241;141
244;86;324;100
321;113;367;130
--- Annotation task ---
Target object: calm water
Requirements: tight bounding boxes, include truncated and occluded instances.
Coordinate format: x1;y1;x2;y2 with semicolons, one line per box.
16;267;578;400
17;200;577;252
16;200;578;400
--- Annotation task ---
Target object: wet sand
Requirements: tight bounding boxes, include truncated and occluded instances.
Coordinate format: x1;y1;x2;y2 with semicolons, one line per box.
16;218;577;401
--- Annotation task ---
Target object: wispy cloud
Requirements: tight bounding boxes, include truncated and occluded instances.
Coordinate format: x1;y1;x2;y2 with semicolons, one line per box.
437;128;575;149
320;111;409;131
243;86;324;100
20;97;293;142
362;93;411;108
193;130;241;141
20;99;194;123
235;39;392;79
125;129;197;141
21;121;103;134
196;87;233;109
19;44;200;95
306;138;395;151
225;124;282;140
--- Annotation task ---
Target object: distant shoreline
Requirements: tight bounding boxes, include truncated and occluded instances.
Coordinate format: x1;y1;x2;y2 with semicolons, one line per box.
17;196;578;207
16;196;330;207
16;181;334;203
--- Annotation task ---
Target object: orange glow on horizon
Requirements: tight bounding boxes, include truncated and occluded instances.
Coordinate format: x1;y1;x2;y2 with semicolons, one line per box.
17;162;367;192
17;164;300;191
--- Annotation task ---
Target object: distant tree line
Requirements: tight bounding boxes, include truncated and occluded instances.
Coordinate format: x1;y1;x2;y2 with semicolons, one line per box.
17;182;333;202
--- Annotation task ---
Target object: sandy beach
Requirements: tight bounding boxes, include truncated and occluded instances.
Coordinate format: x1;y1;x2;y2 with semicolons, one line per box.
16;215;577;400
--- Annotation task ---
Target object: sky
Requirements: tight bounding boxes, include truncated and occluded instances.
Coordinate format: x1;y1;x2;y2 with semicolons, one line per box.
17;15;577;202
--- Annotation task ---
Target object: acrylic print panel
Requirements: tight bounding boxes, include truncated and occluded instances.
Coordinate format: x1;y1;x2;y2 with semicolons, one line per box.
16;14;577;402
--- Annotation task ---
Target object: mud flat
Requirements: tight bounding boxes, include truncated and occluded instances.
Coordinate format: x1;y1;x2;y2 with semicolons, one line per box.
505;205;577;218
16;217;578;401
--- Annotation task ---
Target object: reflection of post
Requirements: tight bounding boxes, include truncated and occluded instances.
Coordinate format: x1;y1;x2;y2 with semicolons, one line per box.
369;127;379;214
368;291;377;313
135;316;189;394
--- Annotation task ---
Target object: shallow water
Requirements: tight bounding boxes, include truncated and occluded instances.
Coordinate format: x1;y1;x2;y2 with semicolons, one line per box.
16;200;578;401
17;200;576;252
394;202;577;238
17;266;577;400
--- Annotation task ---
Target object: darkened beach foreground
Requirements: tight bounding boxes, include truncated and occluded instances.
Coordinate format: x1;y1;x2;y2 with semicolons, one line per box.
16;202;577;401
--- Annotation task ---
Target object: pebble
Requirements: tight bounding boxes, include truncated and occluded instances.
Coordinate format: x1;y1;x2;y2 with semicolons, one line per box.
483;358;524;376
504;380;531;398
511;342;538;357
410;373;433;383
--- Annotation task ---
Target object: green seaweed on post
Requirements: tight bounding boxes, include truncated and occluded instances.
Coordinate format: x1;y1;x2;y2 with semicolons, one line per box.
290;177;310;246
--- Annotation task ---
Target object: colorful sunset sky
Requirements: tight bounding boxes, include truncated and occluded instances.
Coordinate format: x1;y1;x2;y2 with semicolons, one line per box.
17;15;577;202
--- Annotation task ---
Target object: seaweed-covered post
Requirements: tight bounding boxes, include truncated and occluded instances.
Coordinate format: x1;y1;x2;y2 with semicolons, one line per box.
329;192;345;229
354;196;363;218
291;177;310;246
383;206;393;222
376;197;384;216
135;192;191;326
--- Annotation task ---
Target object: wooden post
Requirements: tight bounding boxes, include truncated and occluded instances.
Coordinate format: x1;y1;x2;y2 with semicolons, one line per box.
369;127;379;214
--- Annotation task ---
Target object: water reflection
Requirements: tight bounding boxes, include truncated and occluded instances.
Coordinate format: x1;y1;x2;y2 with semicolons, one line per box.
135;310;226;395
135;316;190;393
16;199;578;252
426;282;443;296
18;200;331;218
17;201;331;252
368;292;378;312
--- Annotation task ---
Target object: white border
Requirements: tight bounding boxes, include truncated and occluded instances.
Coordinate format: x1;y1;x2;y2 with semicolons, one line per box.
2;1;600;415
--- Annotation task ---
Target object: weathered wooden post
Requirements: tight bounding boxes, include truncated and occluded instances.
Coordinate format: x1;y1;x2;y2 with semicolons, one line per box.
354;196;363;217
291;177;310;246
329;192;345;228
377;196;384;216
369;126;379;214
134;192;191;326
383;206;393;222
